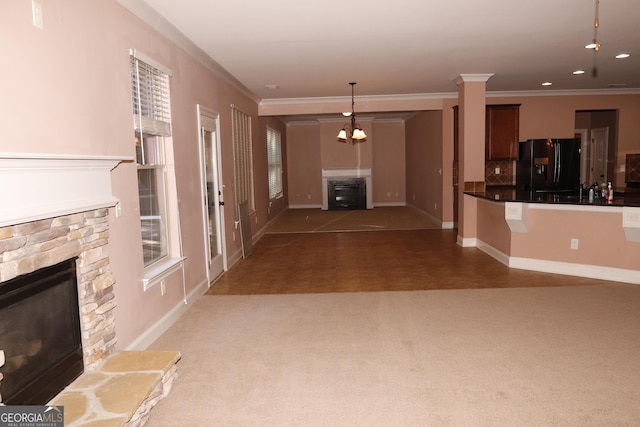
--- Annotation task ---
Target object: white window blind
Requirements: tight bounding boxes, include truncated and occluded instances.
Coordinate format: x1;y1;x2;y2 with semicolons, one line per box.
266;126;283;200
231;106;254;211
130;52;172;137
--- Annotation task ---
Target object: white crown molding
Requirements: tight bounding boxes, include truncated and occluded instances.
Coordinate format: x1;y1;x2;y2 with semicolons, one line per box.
260;91;459;107
486;88;640;97
262;87;640;110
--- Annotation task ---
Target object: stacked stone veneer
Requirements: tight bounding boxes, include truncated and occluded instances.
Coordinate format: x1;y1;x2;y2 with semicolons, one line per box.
0;208;117;403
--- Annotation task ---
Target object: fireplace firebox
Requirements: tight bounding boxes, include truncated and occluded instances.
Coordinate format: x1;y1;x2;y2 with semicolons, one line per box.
328;178;366;210
0;258;83;404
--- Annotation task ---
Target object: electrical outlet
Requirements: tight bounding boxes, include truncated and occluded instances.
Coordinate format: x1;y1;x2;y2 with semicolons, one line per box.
570;238;579;250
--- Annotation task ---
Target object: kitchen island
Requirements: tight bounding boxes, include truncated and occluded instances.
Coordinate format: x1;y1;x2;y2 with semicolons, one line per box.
461;187;640;285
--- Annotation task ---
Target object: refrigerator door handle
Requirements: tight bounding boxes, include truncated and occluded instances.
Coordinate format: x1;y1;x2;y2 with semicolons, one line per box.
553;141;562;184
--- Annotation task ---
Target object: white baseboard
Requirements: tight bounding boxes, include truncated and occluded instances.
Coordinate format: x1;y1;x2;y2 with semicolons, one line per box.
441;221;455;230
457;235;477;247
226;248;243;269
509;257;640;285
373;202;406;207
475;239;639;285
126;278;210;351
288;204;322;209
476;239;510;266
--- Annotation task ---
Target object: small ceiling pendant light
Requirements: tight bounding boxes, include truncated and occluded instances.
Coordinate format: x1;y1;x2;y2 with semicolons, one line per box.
337;82;367;144
590;0;600;77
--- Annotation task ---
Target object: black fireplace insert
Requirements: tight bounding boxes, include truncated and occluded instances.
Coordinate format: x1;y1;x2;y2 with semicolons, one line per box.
328;178;366;210
0;258;83;404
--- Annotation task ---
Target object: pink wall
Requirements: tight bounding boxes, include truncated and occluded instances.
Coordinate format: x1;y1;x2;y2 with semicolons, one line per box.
372;121;405;205
510;208;639;271
405;111;444;219
476;199;511;255
0;0;273;348
475;200;640;276
286;124;322;206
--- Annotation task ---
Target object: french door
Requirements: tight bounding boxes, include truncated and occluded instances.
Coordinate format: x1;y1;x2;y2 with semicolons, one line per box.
198;105;226;283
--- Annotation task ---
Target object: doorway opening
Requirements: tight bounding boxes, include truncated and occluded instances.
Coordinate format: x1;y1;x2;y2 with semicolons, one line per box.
575;109;618;187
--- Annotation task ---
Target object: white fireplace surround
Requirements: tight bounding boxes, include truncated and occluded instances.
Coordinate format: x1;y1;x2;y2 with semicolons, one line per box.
322;167;373;210
0;153;130;227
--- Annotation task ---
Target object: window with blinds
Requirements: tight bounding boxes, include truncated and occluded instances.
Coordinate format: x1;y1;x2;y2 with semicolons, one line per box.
130;50;172;267
231;106;254;212
266;126;283;200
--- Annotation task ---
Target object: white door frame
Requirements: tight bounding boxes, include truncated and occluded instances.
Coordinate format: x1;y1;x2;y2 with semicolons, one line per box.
576;128;588;185
197;105;227;285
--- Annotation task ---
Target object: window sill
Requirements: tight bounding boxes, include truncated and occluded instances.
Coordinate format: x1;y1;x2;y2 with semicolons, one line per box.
142;257;186;291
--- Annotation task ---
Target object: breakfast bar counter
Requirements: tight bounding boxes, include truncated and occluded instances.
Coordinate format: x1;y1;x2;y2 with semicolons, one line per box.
465;186;640;208
460;186;640;285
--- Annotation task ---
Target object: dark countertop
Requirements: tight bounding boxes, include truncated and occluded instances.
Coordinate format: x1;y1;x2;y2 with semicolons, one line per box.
466;186;640;207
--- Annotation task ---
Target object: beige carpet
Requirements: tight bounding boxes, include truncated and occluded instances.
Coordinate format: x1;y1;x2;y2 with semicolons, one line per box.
266;206;441;234
146;285;640;426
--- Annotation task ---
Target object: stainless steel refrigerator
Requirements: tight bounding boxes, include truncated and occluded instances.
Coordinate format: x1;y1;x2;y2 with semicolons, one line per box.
516;138;581;193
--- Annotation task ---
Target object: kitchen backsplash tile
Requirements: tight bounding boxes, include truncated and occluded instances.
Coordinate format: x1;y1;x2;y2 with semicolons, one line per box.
626;154;640;183
485;159;516;186
463;181;485;192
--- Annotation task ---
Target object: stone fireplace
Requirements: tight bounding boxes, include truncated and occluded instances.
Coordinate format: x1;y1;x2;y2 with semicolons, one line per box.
0;154;124;404
0;208;116;403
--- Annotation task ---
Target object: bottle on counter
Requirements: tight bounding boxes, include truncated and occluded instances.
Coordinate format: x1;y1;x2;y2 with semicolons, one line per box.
608;182;614;203
588;187;594;203
593;183;600;202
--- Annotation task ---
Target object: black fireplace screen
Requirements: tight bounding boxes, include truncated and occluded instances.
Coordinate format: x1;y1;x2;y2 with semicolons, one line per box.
328;178;366;210
0;258;83;404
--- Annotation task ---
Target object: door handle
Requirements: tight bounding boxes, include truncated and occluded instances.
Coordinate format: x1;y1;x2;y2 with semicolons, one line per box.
218;201;225;206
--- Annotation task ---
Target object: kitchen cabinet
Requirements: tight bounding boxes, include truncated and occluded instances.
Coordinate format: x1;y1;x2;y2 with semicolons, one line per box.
486;104;520;159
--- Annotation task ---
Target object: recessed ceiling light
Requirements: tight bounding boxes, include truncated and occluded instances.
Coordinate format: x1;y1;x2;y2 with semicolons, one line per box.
615;53;630;59
573;70;586;75
542;82;553;86
265;84;279;89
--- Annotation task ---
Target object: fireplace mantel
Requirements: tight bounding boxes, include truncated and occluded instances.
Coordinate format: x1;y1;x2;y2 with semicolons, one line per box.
0;153;131;227
322;168;373;210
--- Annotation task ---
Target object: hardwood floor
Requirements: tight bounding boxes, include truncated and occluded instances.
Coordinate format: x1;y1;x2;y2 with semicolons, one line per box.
207;208;615;295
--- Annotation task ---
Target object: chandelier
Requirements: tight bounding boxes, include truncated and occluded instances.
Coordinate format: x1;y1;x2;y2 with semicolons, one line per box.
337;82;367;144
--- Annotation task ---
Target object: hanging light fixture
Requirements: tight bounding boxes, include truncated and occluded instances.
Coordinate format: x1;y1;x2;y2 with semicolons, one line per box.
337;82;367;144
585;0;601;77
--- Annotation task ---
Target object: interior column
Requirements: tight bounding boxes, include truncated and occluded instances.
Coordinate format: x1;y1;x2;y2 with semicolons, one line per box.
454;74;493;246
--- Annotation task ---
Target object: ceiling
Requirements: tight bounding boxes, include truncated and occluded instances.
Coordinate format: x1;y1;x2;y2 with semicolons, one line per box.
136;0;639;104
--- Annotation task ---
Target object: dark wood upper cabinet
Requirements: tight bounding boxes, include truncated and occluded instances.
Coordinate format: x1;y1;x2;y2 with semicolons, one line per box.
485;104;520;159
